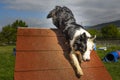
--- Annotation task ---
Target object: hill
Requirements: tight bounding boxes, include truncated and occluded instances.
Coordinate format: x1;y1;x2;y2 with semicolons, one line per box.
88;20;120;30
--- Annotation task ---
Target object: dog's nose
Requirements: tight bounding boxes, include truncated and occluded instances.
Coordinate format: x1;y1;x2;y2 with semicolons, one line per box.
86;59;90;61
83;56;91;61
83;58;90;61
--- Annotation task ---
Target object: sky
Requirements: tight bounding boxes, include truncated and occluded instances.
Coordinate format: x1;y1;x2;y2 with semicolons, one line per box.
0;0;120;29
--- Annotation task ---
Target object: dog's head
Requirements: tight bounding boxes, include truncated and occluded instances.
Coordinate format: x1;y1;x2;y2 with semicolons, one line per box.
82;35;96;61
73;33;87;54
74;33;96;61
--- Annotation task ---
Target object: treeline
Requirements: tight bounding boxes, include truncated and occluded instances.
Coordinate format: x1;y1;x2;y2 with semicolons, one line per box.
88;24;120;40
0;20;119;45
0;20;28;45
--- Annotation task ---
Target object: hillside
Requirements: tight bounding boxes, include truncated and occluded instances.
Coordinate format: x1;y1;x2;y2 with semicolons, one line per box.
88;20;120;29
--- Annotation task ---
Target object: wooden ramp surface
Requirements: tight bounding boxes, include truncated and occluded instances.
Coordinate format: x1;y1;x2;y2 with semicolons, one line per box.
14;28;112;80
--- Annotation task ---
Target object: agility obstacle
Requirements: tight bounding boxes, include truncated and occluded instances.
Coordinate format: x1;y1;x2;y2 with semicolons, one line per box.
14;28;112;80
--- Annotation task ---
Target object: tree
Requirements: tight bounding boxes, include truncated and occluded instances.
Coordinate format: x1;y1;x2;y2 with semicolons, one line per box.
0;20;28;45
88;29;102;39
12;20;28;29
101;24;119;39
0;25;13;44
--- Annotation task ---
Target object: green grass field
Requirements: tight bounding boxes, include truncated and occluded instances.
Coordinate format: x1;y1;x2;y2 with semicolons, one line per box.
0;46;15;80
97;46;120;80
0;45;120;80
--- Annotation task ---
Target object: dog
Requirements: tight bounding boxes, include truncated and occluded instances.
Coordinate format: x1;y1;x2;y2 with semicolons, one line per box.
47;6;96;77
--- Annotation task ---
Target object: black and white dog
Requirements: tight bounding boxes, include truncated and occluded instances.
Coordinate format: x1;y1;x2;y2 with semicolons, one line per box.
47;6;96;77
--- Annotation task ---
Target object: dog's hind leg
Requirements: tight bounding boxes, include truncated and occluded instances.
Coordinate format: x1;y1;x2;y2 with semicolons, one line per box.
69;51;84;78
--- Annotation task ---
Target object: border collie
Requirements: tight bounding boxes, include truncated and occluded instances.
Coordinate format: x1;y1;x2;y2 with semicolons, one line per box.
47;6;96;77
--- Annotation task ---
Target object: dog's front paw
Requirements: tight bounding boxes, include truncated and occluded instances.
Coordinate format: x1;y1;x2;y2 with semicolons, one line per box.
76;71;84;78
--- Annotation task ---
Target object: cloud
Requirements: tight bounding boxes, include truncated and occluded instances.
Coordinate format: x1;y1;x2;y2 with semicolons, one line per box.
0;16;56;28
2;0;51;11
1;0;120;27
25;18;56;28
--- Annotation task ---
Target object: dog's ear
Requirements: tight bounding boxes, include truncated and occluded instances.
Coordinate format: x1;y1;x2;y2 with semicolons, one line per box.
82;33;87;38
80;33;87;40
89;35;96;41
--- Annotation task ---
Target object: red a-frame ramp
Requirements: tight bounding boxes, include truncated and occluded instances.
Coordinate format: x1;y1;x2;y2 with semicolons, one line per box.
14;28;112;80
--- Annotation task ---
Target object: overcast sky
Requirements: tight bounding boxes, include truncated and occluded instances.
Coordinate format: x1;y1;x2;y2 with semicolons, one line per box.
0;0;120;29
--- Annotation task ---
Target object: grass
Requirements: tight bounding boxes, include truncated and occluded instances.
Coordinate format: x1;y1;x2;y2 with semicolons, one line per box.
0;45;15;80
97;45;120;80
0;45;120;80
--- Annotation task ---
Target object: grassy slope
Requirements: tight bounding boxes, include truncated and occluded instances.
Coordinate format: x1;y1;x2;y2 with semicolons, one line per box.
97;46;120;80
0;46;15;80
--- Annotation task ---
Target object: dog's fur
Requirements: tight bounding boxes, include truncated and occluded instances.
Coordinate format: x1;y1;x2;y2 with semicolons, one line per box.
47;6;96;78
